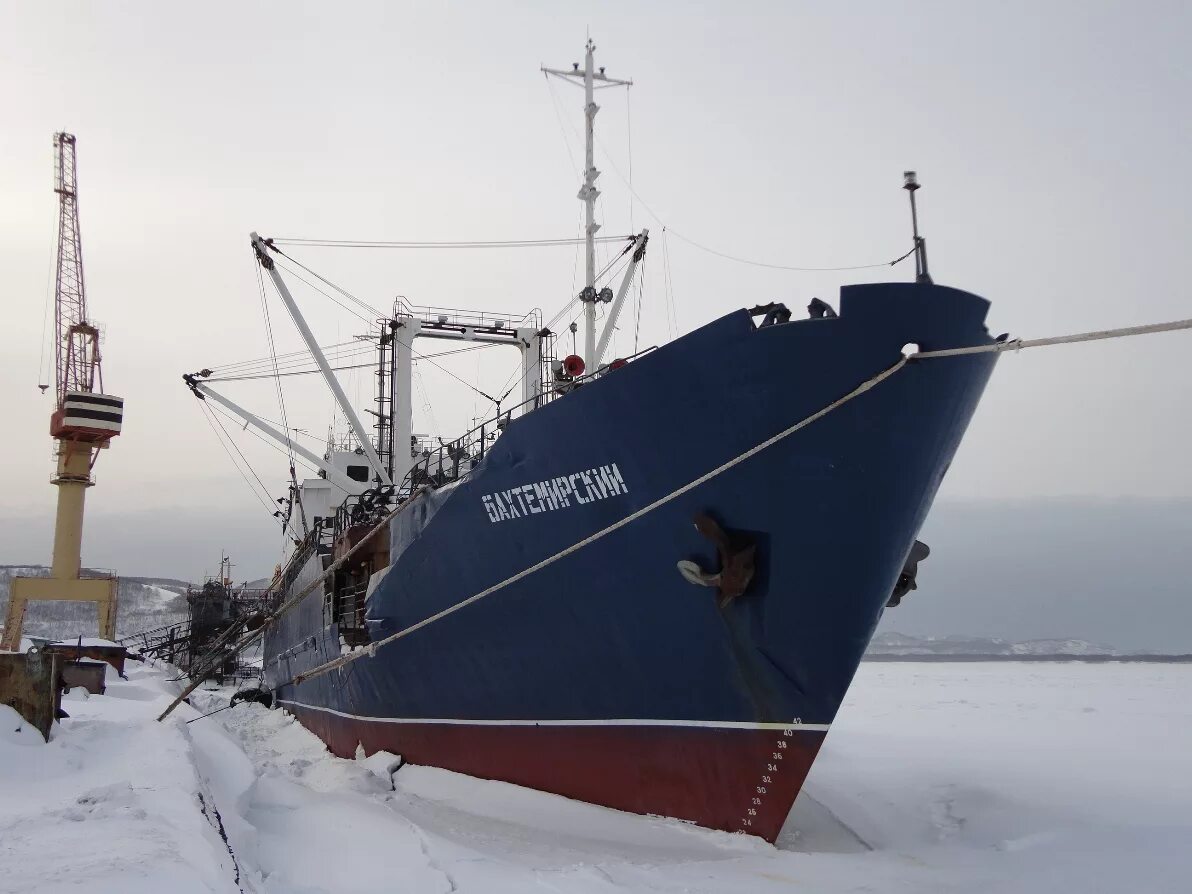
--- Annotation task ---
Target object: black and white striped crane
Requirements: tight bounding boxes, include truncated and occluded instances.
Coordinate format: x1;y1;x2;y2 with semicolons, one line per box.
2;133;125;650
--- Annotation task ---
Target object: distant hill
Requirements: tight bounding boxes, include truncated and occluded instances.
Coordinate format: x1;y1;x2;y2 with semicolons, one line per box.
867;631;1122;656
864;632;1192;661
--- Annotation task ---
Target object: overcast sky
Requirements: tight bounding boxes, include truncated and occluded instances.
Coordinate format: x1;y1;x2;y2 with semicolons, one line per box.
1;1;1189;584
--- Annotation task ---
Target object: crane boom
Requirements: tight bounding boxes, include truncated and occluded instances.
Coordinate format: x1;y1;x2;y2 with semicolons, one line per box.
53;133;102;404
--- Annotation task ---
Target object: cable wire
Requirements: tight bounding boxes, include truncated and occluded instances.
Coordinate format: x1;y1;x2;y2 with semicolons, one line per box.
205;341;498;383
207;401;322;478
271;249;386;320
667;229;917;272
197;401;280;524
270;257;377;325
269;236;628;249
208;338;368;375
589;124;915;273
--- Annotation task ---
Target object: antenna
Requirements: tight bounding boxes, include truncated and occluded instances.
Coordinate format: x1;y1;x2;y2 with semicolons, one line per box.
903;171;932;285
542;40;632;371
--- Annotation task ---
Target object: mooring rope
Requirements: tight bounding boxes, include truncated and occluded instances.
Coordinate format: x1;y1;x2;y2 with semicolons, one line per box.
156;312;1192;719
287;355;913;686
914;316;1192;358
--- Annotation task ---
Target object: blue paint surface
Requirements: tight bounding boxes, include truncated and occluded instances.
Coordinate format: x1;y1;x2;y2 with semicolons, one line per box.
266;281;998;729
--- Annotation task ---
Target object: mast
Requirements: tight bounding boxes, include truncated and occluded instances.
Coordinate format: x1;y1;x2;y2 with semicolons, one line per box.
903;171;932;284
543;40;632;371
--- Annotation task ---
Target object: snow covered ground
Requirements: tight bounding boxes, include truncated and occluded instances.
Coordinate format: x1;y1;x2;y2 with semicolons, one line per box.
2;662;1189;893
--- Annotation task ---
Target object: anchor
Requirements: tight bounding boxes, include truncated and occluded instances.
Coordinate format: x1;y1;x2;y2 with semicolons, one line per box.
677;513;757;608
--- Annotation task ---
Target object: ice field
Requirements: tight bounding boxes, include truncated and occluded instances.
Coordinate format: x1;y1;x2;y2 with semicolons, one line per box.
2;660;1189;893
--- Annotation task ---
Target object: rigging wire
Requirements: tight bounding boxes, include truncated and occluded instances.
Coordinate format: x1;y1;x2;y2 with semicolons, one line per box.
206;345;377;380
570;208;582;300
469;335;484;434
626;86;636;234
257;260;303;529
249;224;636;406
588;126;915;273
204;341;499;384
545;74;581;178
412;368;440;437
666;230;917;273
210;351;375;381
229;411;324;444
197;401;282;526
216;341;377;377
271;249;385;320
268;236;628;249
633;262;644;355
543;237;639;335
490;231;641;415
367;231;633;410
208;345;374;379
660;230;679;340
271;257;377;325
394;329;504;406
207;401;322;477
37;191;57;389
207;338;369;375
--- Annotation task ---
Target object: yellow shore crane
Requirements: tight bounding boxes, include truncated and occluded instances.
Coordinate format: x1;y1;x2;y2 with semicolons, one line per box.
1;133;124;651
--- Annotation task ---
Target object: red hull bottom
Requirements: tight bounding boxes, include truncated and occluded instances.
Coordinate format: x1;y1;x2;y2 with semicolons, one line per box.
281;701;826;842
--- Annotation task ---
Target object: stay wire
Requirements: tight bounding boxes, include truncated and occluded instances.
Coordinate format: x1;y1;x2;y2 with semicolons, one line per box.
209;319;512;379
633;261;644;355
542;236;639;338
270;257;377;325
206;400;278;511
257;260;299;493
38;197;57;389
208;338;368;375
207;345;378;381
209;343;370;377
271;248;385;320
545;74;581;178
269;236;627;249
661;230;679;339
626;86;634;234
391;327;504;407
196;401;280;525
207;401;322;479
205;342;498;384
667;229;918;273
589;125;914;273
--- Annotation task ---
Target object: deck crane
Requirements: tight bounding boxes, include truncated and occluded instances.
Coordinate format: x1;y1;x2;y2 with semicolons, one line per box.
1;133;125;651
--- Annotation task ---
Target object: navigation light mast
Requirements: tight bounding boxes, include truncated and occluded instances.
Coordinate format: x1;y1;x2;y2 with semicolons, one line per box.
543;40;632;372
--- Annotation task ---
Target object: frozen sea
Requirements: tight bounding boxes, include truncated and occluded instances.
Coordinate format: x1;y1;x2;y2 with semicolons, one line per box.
2;661;1189;893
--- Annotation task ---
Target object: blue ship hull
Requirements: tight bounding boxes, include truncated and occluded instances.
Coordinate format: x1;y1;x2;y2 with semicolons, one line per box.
263;281;998;840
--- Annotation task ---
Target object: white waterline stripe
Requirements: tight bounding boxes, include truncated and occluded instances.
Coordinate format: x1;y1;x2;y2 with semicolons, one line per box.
278;700;830;732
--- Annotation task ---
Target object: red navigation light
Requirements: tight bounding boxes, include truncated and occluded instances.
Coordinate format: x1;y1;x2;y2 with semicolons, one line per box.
562;354;586;377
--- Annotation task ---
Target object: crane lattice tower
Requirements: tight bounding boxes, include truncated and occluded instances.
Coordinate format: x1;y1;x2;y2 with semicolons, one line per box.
1;133;125;651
